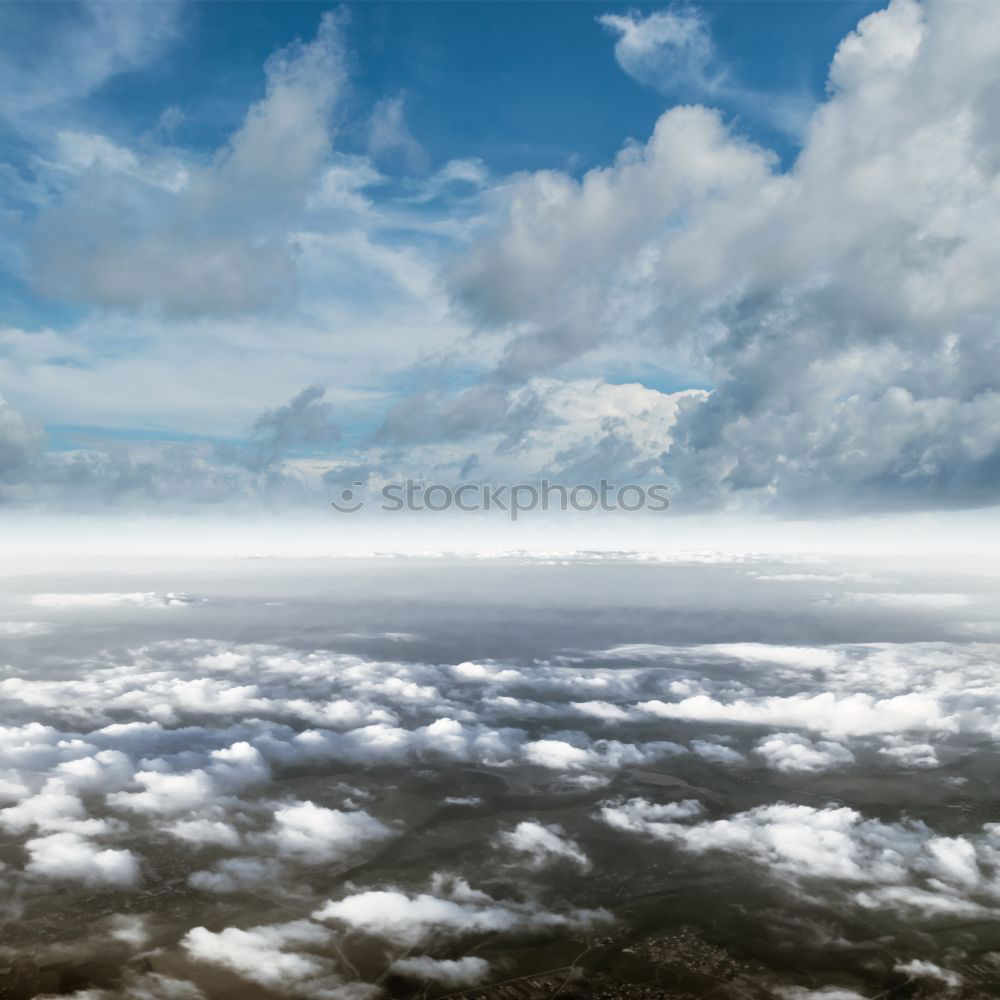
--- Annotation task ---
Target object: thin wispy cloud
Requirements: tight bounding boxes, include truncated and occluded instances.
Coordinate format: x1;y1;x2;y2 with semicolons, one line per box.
598;6;815;138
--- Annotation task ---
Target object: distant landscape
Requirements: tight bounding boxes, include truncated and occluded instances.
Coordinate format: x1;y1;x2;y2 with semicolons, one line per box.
1;554;997;998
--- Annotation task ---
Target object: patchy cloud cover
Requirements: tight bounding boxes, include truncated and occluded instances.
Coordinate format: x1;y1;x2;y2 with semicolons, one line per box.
0;0;996;519
0;554;996;995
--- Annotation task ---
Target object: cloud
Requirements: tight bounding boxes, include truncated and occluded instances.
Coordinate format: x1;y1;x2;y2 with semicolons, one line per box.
690;739;747;766
109;742;268;815
374;382;544;447
443;795;482;807
598;7;812;138
109;770;220;816
599;798;705;837
854;884;996;919
0;621;53;636
691;644;841;669
878;737;938;769
107;913;150;949
572;700;634;722
29;592;196;608
598;8;725;96
182;920;355;995
24;830;139;886
0;387;347;509
0;395;46;488
314;873;611;947
373;377;698;489
601;797;1000;922
6;2;996;518
0;793;88;837
267;800;392;862
390;955;490;987
498;820;591;871
27;12;347;316
840;591;970;608
226;385;342;472
451;101;774;374
188;856;285;894
753;733;855;773
368;95;429;172
166;816;242;849
0;1;181;119
454;0;1000;515
638;690;954;738
1;594;1000;996
521;739;591;770
893;959;961;987
4;623;1000;991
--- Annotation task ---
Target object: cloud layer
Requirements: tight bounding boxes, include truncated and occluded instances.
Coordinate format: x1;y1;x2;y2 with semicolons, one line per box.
1;0;999;517
0;556;995;996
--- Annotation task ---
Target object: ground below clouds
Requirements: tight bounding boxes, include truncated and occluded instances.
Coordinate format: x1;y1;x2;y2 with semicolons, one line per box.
0;555;998;999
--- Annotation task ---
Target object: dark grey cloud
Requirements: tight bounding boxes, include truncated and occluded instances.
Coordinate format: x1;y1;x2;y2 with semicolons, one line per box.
235;385;342;472
547;416;664;483
374;382;558;453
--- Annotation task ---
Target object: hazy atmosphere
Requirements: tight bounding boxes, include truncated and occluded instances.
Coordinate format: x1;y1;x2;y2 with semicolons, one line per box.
1;1;999;998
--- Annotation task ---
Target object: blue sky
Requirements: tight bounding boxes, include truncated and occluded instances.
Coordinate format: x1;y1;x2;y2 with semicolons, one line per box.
10;2;882;172
1;0;881;342
1;0;999;519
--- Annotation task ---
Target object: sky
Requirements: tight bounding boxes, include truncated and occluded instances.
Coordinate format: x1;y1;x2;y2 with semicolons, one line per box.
3;10;1000;991
1;0;999;539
